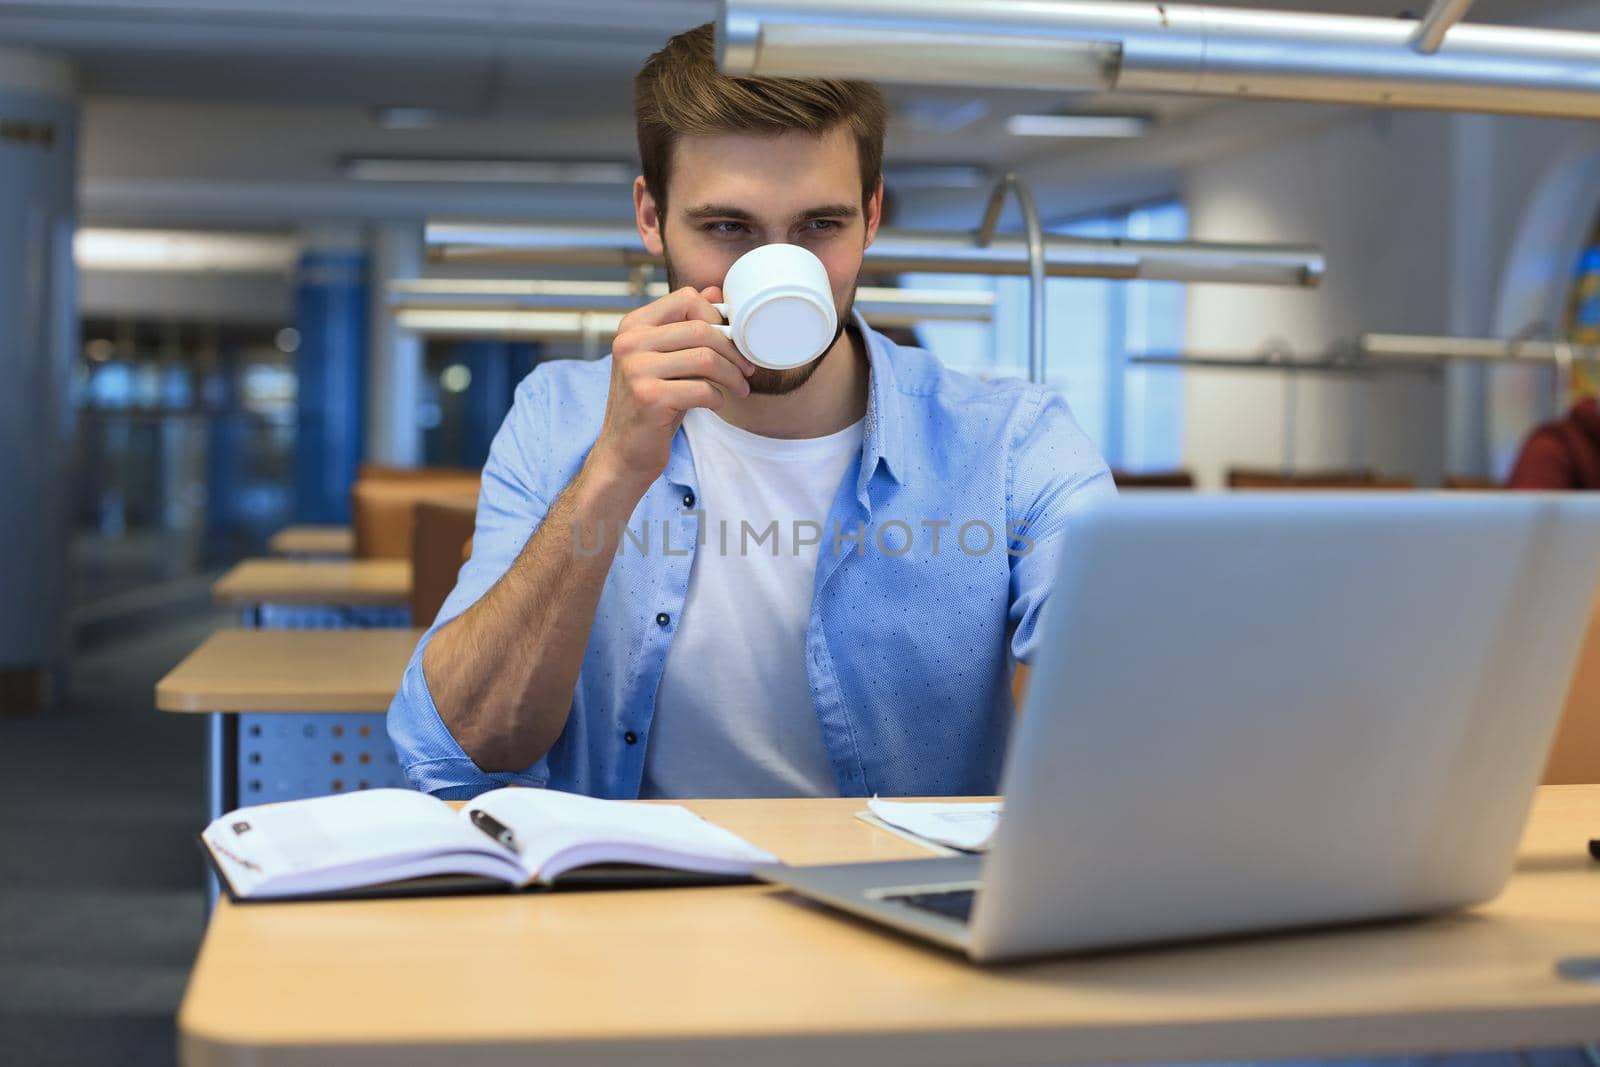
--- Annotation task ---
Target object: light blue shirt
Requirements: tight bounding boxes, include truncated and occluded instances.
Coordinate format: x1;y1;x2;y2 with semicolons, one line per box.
387;313;1114;800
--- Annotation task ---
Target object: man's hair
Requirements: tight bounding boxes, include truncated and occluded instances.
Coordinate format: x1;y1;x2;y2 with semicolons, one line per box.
634;23;888;215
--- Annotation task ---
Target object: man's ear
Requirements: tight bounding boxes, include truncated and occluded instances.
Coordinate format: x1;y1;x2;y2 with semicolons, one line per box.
635;176;665;257
863;176;884;249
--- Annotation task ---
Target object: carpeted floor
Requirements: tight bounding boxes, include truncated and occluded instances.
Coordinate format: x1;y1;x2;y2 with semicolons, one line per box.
0;607;228;1066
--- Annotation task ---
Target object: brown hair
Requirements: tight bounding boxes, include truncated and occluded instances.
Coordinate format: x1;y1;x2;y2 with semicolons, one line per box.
634;23;888;215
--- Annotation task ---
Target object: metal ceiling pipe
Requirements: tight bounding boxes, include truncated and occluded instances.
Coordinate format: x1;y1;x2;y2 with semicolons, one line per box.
977;174;1047;384
425;221;1324;288
390;281;997;325
1360;333;1600;363
719;0;1600;120
1411;0;1475;55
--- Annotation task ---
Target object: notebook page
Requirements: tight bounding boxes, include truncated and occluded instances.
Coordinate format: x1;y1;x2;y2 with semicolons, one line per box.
204;788;513;896
864;797;1002;853
465;788;778;882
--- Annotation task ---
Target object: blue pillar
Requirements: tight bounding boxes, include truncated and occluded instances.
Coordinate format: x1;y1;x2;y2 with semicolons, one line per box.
456;340;511;469
204;343;245;562
294;237;367;523
509;341;542;386
0;49;76;713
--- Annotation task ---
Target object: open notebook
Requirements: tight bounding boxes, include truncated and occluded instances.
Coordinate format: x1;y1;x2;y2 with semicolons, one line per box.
201;787;779;902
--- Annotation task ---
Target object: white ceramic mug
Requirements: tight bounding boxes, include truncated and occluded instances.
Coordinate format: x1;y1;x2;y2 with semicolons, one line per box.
711;243;838;370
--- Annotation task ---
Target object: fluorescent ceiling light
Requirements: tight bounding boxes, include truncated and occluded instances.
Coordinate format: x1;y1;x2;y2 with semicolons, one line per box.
75;228;297;273
343;158;636;185
397;309;623;339
1004;114;1150;139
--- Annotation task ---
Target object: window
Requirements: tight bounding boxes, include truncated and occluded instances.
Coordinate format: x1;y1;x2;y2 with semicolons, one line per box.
905;200;1188;470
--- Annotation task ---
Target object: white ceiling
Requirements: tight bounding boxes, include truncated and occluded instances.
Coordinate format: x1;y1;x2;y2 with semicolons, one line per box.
0;1;1579;108
6;2;1585;129
2;0;1588;229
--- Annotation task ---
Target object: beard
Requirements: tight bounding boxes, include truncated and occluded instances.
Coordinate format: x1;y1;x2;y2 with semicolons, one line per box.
662;242;857;397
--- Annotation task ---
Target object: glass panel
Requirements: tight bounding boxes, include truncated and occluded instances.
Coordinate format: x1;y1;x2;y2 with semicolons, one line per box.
900;200;1188;471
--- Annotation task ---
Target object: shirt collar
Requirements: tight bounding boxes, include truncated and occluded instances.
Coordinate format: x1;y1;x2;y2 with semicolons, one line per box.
853;308;907;498
662;307;906;496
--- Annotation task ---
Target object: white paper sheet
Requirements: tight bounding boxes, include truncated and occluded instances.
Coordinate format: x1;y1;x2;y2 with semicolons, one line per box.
864;797;1002;853
469;788;780;880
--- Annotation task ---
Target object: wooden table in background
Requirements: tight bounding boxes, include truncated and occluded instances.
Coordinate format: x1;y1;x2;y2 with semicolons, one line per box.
157;628;422;820
211;559;411;622
267;525;354;558
178;787;1600;1067
157;628;421;716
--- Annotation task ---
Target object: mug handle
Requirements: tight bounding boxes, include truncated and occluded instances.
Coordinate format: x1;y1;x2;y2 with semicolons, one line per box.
710;302;734;339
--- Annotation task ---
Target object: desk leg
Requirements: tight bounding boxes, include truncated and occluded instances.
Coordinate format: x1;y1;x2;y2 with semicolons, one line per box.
204;712;239;911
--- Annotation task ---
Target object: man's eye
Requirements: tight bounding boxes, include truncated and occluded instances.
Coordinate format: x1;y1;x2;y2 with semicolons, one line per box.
804;219;841;234
704;222;747;236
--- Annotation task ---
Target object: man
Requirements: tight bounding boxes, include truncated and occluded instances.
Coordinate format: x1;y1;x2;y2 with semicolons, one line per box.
1507;395;1600;489
387;23;1113;800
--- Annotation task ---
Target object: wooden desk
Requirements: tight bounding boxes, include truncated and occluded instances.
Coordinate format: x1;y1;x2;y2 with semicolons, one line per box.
157;628;421;714
212;559;411;614
179;788;1600;1067
267;525;354;558
157;628;422;822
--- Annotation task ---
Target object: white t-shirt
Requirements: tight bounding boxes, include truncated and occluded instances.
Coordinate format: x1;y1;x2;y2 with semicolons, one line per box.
640;406;865;798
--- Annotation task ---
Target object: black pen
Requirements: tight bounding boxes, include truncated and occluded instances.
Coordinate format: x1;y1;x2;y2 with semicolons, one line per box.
470;809;520;854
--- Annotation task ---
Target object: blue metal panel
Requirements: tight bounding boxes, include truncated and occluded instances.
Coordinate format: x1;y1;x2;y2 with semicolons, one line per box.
255;604;409;629
238;713;407;805
456;339;512;468
294;248;367;523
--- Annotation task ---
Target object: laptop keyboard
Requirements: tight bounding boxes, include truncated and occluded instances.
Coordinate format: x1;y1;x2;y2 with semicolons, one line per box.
884;888;977;924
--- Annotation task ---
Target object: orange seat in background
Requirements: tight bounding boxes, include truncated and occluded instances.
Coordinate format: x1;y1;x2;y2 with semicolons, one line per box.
1011;663;1030;710
358;462;483;483
1226;468;1416;490
351;471;480;561
1111;469;1195;490
1443;475;1504;490
1546;588;1600;784
410;498;480;628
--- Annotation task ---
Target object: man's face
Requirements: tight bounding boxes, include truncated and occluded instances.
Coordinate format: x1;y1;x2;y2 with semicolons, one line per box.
635;124;882;396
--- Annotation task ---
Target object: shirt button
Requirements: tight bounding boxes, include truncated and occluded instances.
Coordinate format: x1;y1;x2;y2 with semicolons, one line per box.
655;612;670;627
682;491;695;508
624;731;638;745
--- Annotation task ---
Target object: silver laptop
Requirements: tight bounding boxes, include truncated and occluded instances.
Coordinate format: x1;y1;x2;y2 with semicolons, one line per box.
757;494;1600;962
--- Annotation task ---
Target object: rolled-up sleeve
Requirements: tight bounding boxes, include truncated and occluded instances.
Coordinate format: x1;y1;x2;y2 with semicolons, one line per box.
1005;387;1116;665
387;369;559;797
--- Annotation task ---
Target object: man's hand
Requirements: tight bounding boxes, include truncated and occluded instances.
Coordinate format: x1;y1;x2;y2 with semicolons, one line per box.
587;285;756;494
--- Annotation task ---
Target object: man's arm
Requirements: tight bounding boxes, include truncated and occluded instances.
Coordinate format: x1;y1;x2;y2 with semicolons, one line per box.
1006;387;1117;669
421;459;643;771
418;287;756;773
